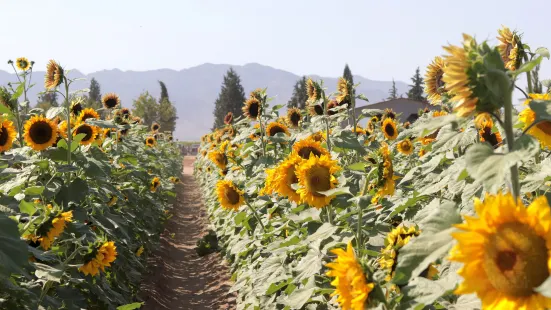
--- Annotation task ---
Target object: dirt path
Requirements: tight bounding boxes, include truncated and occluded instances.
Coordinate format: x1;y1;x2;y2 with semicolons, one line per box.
141;156;236;310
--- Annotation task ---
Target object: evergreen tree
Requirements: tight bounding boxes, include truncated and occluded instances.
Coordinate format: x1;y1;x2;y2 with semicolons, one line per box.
387;79;398;100
212;68;246;129
287;76;308;109
36;92;58;110
89;78;101;103
407;67;426;102
132;91;158;126
158;98;178;133
158;81;169;103
530;63;543;94
343;64;355;97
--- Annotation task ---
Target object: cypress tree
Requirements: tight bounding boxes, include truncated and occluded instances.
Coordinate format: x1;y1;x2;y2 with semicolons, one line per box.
287;76;308;109
89;78;101;103
159;81;169;103
212;68;246;130
407;67;426;102
343;64;355;97
387;79;398;100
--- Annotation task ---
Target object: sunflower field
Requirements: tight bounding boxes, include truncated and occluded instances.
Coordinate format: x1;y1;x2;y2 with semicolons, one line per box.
195;26;551;310
0;59;182;309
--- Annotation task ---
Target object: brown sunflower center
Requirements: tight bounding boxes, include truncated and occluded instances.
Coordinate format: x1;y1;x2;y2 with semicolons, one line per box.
269;125;285;136
481;127;500;147
536;121;551;136
290;113;301;126
153;124;159;131
307;166;330;197
400;141;411;152
215;153;228;166
484;222;549;296
248;102;260;118
71;104;83;115
297;146;322;159
75;125;93;142
384;123;395;137
314;105;324;115
18;60;28;68
81;113;95;122
0;126;9;146
224;187;240;204
285;167;299;187
105;98;118;108
29;121;53;144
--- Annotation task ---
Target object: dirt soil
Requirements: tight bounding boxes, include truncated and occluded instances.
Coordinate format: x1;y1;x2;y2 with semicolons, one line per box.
140;156;236;310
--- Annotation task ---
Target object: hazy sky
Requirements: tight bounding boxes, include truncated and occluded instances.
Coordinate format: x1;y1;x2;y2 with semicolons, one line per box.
1;0;550;91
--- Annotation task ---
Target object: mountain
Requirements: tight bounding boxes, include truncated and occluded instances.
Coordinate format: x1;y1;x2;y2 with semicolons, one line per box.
0;63;410;140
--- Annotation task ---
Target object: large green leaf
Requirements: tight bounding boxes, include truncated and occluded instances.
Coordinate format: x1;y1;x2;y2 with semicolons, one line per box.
0;213;30;276
116;302;144;310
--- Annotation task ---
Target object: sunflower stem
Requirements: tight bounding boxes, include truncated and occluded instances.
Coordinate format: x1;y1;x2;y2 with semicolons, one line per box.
258;108;267;161
64;78;72;183
356;176;370;252
351;87;357;137
525;55;534;94
245;199;265;232
500;72;520;199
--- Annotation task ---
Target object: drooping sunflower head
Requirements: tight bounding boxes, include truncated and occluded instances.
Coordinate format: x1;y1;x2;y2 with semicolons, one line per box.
120;108;131;119
425;56;447;104
292;138;329;160
44;60;64;90
151;122;160;132
287;108;302;128
327;100;339;116
102;93;120;109
396;139;413;155
77;108;100;124
16;57;31;71
306;78;321;102
97;241;117;267
224;112;234;125
73;123;99;145
145;136;156;147
271;153;303;203
382;118;398;140
384;108;397;120
70;99;84;116
326;242;374;310
336;77;351;107
450;193;551;309
242;97;261;120
216;180;244;211
519;93;551;149
0;119;16;152
308;103;325;116
266;121;290;137
150;177;161;192
497;26;522;71
296;154;341;209
208;150;228;170
24;116;58;151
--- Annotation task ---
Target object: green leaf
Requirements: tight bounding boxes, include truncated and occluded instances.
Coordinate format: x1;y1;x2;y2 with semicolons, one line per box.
19;200;36;215
317;187;351;197
449;294;482;310
534;47;550;59
86;119;118;128
266;280;291;295
116;302;144;310
24;186;44;195
0;213;30;276
457;169;469;181
347;162;367;171
34;263;63;283
71;134;86;151
11;83;25;101
46;107;65;120
333;131;367;154
415;114;459;137
529;99;551;122
57;139;68;150
514;56;543;76
278;287;315;309
271;104;284;111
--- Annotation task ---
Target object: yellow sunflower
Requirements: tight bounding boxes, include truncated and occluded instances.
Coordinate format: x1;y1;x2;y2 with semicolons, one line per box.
396;139;413;155
44;60;64;90
261;168;278;196
102;93;120;109
306;78;320;102
326;241;374;310
150;177;161;192
475;112;493;129
266;121;290;137
0;119;16;152
497;26;521;71
151;122;160;132
336;77;350;106
16;57;31;71
107;195;118;206
287;108;302;128
292;138;329;160
519;93;551;148
442;34;479;117
169;176;180;184
425;56;446;104
243;97;261;120
70;99;84;116
479;126;503;148
40;210;73;250
327;100;339;116
450;193;551;309
374;143;395;200
208;150;228;170
273;153;303;203
145;136;156;147
365;120;375;135
79;241;117;276
419;149;427;157
73;123;99;145
77;108;100;124
23;116;58;151
216;180;244;211
308;103;325;116
352;127;366;136
382;118;398;140
296;154;340;209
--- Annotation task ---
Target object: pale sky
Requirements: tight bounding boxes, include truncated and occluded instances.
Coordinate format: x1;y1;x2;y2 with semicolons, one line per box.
1;0;550;96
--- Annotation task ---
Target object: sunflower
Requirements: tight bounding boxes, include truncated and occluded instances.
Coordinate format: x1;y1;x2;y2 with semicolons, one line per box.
432;110;448;117
310;131;324;142
79;241;117;276
450;193;551;309
73;123;99;145
365;120;376;135
425;56;446;104
382;118;398;140
136;246;144;257
102;93;120;109
44;60;64;90
266;121;290;137
208;150;228;170
151;122;160;132
375;143;395;200
352;127;366;136
77;108;100;124
308;103;325;116
120;108;131;119
326;241;374;310
419;149;427;157
169;176;180;184
336;77;351;107
216;180;244;211
287;108;302;128
39;210;73;250
497;26;521;71
403;121;411;129
327;100;339;116
0;119;16;152
396;139;413;155
442;34;480;117
70;100;84;116
23;116;58;151
224;112;234;125
475;112;493;129
519;93;551;148
292;138;329;160
479;126;503;148
384;108;397;120
272;154;302;203
296;154;340;209
243;97;261;120
306;78;320;102
102;128;115;140
107;195;118;206
150;177;161;192
145;136;156;147
16;57;31;71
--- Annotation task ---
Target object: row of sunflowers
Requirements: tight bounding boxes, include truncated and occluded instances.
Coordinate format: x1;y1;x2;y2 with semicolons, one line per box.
0;58;182;309
195;26;551;310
